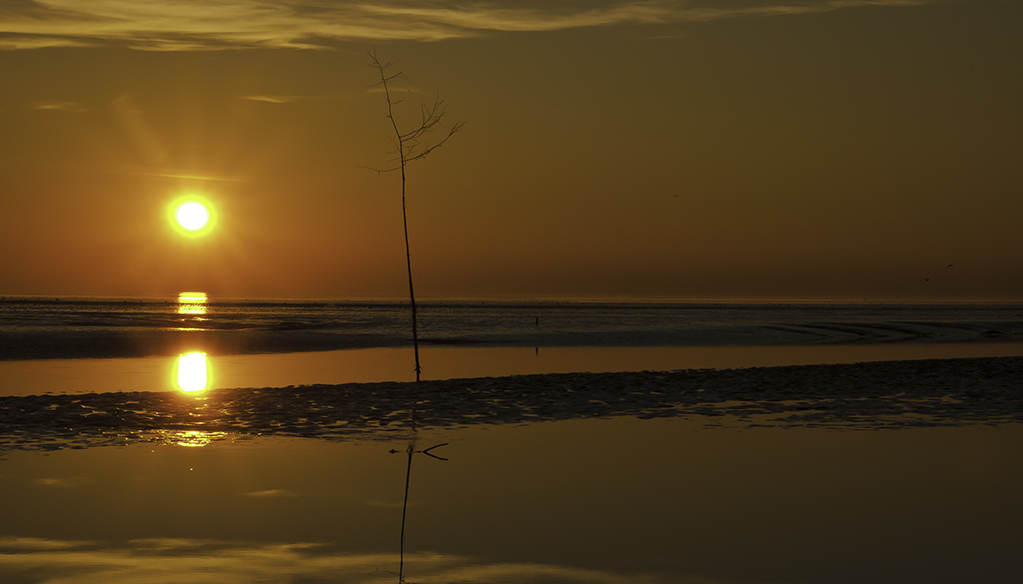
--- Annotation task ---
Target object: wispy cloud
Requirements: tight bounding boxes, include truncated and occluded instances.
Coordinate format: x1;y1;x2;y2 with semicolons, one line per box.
0;536;94;551
243;488;299;497
239;95;296;104
0;0;932;51
0;538;689;584
34;476;88;485
29;101;91;112
238;94;347;103
132;171;250;182
0;35;93;50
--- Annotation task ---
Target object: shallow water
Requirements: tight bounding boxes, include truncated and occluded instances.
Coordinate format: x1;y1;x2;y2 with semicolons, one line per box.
3;299;1023;582
2;417;1021;584
4;297;1023;360
5;341;1023;397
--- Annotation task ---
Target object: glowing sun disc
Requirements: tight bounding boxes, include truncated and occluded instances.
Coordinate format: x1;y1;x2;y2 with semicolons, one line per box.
176;202;209;231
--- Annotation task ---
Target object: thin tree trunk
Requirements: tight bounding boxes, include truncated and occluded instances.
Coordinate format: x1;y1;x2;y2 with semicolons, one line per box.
401;166;422;382
367;51;463;385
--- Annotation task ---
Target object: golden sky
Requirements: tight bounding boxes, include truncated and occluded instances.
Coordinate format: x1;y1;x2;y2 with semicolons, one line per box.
1;0;1020;300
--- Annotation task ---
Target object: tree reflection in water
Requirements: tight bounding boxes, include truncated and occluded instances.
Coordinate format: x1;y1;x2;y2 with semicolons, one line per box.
391;441;448;583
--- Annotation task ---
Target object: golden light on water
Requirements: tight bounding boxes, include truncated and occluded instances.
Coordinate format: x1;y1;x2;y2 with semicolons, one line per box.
177;352;209;393
177;292;208;315
166;430;225;447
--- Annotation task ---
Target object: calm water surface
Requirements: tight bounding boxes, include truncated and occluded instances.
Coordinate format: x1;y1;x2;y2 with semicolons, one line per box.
2;418;1020;584
2;296;1022;583
3;295;1023;396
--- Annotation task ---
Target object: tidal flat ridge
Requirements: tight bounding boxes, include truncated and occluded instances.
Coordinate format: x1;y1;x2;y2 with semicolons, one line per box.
2;356;1021;452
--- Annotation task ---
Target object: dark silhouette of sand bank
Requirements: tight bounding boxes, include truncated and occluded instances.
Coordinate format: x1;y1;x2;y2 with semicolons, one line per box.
2;356;1021;451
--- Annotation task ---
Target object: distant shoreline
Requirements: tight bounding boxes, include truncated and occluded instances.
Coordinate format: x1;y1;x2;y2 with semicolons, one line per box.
5;308;1023;362
4;294;1023;306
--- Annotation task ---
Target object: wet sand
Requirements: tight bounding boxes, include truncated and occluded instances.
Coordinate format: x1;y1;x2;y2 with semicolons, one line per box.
2;355;1021;451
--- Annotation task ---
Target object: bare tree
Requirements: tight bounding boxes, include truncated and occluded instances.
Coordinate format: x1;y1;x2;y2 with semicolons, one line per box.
366;50;465;383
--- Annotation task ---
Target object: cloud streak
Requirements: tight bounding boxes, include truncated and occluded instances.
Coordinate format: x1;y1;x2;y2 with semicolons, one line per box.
243;489;299;497
34;476;89;485
0;537;688;584
0;0;931;50
29;100;91;112
239;95;296;104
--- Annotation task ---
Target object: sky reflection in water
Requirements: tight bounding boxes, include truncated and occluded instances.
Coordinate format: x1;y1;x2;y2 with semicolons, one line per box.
4;342;1023;398
2;420;1022;584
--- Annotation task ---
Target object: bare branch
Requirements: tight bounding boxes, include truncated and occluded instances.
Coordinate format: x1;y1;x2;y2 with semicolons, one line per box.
404;119;467;163
360;162;402;174
363;49;465;385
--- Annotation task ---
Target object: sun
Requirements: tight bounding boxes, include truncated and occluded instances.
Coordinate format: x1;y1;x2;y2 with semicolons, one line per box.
176;202;209;231
169;196;217;237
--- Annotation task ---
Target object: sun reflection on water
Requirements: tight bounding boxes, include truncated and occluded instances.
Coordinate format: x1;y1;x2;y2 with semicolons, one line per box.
165;430;227;447
176;352;210;393
177;292;208;315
